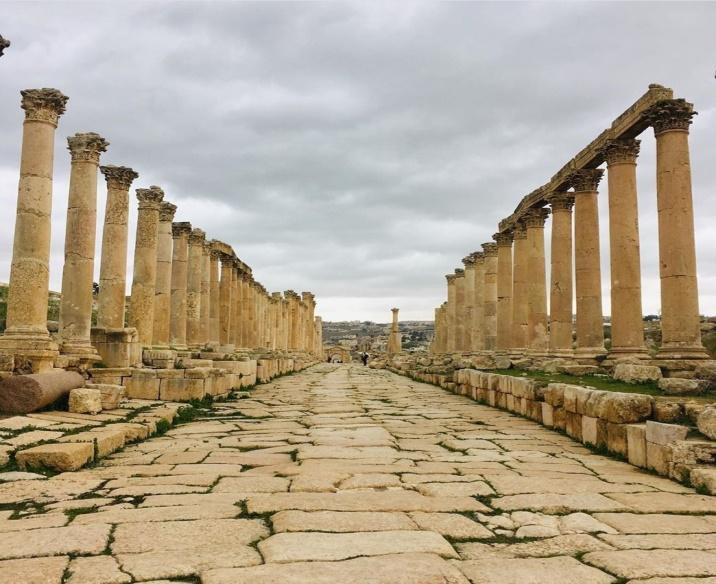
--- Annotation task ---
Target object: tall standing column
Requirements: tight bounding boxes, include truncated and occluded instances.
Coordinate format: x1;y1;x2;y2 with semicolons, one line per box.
232;266;242;347
525;208;550;353
603;139;648;360
315;316;323;356
388;307;401;355
58;133;108;360
571;169;605;359
0;89;68;371
151;201;177;348
547;193;574;356
185;228;205;348
169;222;191;348
445;275;457;353
472;253;486;351
646;100;709;361
240;275;252;348
128;186;164;347
219;254;233;348
209;246;221;346
454;269;466;352
461;256;476;352
303;292;316;353
494;232;513;352
482;243;498;352
199;242;211;346
511;223;529;352
97;166;138;329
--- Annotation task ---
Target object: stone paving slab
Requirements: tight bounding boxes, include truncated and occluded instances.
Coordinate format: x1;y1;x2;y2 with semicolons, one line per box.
0;364;712;583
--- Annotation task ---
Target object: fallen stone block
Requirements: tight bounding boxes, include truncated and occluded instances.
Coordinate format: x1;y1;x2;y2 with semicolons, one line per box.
690;467;716;495
658;377;708;395
68;388;102;415
85;383;124;410
696;406;716;440
613;363;662;383
595;392;653;424
0;370;84;414
16;442;94;472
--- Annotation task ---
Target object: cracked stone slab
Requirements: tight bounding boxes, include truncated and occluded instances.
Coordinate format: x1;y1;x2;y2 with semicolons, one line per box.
456;556;617;583
271;510;418;532
583;549;716;579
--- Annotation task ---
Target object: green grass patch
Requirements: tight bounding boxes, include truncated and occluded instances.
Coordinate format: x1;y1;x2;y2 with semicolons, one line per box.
154;419;171;435
489;368;663;396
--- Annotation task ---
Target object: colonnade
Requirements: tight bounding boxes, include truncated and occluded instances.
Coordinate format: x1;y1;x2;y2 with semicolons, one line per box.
431;85;710;370
0;88;322;372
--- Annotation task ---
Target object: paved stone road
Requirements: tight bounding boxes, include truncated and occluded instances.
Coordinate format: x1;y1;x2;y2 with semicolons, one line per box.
1;363;715;583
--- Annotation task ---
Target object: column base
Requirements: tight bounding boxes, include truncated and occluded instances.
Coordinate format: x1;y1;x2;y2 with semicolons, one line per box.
603;346;651;368
653;344;712;374
91;327;141;368
548;349;575;359
573;346;607;365
59;339;102;369
0;330;59;373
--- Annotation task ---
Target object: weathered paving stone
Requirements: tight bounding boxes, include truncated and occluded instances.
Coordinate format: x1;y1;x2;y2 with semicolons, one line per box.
212;476;290;493
409;512;493;539
583;549;716;579
67;555;132;584
592;513;716;534
271;510;418;532
0;556;69;584
456;556;616;583
0;523;111;559
492;493;628;513
598;533;716;550
258;531;458;562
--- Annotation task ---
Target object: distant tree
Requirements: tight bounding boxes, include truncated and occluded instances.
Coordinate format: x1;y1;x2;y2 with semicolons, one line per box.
643;314;660;322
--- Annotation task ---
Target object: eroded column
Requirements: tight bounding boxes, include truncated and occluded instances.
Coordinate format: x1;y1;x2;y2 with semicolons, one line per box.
494;232;513;352
461;256;475;352
511;223;528;352
169;222;191;349
445;275;457;353
472;253;486;351
128;186;164;347
0;89;68;371
646;99;709;361
219;254;233;349
547;193;574;356
571;169;605;358
97;166;138;329
185;228;205;347
209;246;221;346
200;242;211;346
151;201;177;348
58;133;108;360
454;269;466;352
482;243;498;352
525;208;549;353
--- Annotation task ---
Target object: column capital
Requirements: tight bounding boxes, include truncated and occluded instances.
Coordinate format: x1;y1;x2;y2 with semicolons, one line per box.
0;35;10;57
546;191;575;211
446;274;456;283
462;254;475;267
602;138;640;165
188;228;206;245
67;132;108;163
100;165;138;190
568;168;604;192
202;240;212;254
136;186;164;210
454;268;465;277
493;231;514;246
523;207;550;229
302;291;315;303
171;221;192;237
481;242;498;257
513;221;528;240
159;201;177;223
645;98;696;136
20;88;68;126
472;251;486;265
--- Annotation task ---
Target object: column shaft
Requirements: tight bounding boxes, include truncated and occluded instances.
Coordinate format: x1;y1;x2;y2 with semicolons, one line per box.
185;228;205;347
548;194;574;355
454;270;466;352
209;249;220;345
482;243;498;352
445;276;457;352
525;208;549;353
169;222;191;348
511;224;529;351
219;256;233;347
494;233;513;352
200;243;211;345
151;202;176;347
472;255;486;351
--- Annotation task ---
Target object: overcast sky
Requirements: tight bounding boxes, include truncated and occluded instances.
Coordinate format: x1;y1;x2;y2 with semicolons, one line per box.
1;2;714;323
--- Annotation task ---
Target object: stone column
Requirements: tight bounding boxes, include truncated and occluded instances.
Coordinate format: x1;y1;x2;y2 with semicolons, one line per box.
646;99;709;361
209;246;221;346
461;256;476;352
232;267;242;347
281;297;290;350
169;222;191;348
494;232;513;352
240;275;252;348
511;222;529;352
151;201;177;348
388;307;401;355
445;275;457;353
0;89;68;371
472;253;486;351
525;208;550;353
219;254;233;348
547;193;574;356
97;166;138;329
185;228;205;347
303;292;316;353
128;186;164;347
482;243;498;352
602;139;648;360
58;133;108;360
199;242;211;346
247;281;258;349
315;316;323;356
571;169;605;358
454;269;466;352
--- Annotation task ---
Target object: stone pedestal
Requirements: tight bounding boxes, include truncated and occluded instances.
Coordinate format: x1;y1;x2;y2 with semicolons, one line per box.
186;228;205;348
97;166;138;329
151;202;177;348
647;99;710;363
603;139;649;361
525;208;549;354
547;193;574;357
91;327;140;368
571;169;606;360
58;132;108;364
128;186;164;347
482;242;498;352
0;89;68;373
494;232;513;353
169;222;191;349
511;223;529;353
